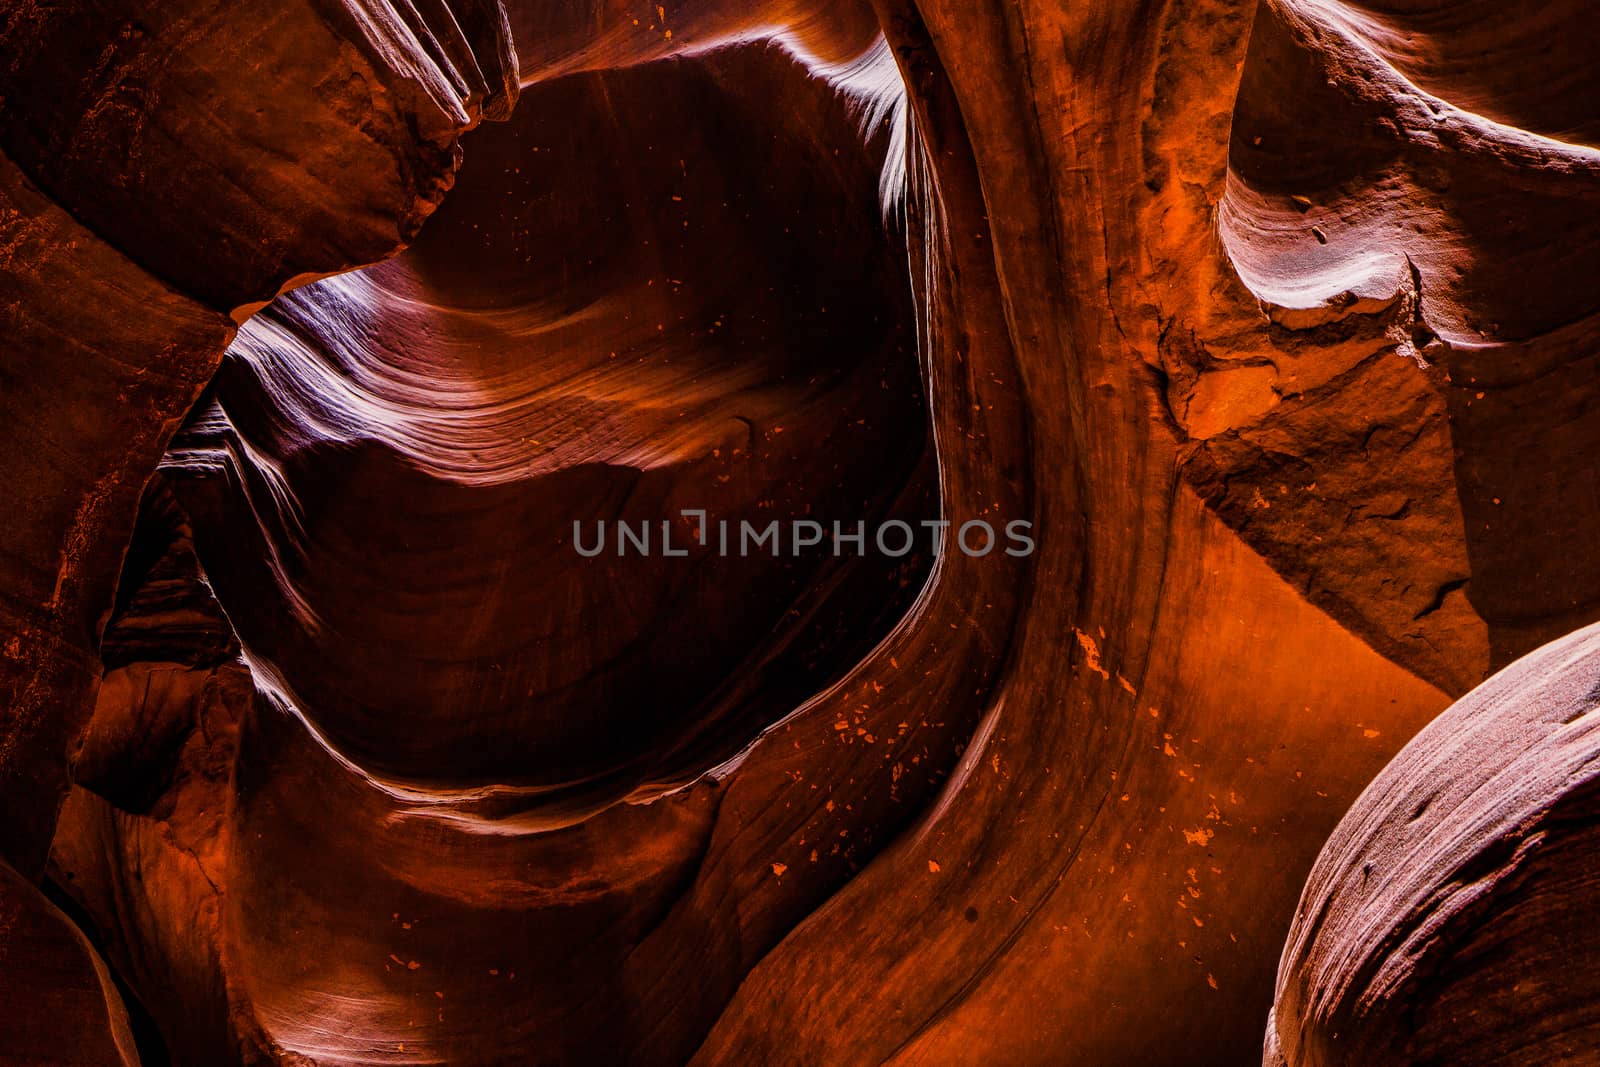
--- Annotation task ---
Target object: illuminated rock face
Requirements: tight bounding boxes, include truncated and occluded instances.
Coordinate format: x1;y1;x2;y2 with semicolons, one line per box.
0;0;514;872
1;0;1597;1065
1267;622;1600;1067
168;47;930;813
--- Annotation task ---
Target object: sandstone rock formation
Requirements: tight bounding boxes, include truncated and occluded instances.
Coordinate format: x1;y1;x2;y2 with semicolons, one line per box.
1267;622;1600;1066
1;0;1596;1064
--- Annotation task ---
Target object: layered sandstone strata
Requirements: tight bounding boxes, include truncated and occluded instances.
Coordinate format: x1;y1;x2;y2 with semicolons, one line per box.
1;0;1597;1064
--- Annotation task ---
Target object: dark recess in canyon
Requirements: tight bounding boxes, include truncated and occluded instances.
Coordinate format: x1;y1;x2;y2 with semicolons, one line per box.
1;0;1598;1064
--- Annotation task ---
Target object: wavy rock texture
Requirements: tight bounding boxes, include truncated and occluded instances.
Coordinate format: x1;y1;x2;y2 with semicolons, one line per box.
0;0;1597;1064
1216;0;1600;678
0;0;515;876
167;45;929;815
0;0;514;1059
1267;622;1600;1066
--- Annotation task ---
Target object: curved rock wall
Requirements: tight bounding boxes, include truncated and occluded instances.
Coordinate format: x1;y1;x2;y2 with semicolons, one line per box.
1;0;1597;1064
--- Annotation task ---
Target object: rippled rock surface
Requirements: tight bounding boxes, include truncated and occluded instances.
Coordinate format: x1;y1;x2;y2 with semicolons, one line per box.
2;0;1598;1064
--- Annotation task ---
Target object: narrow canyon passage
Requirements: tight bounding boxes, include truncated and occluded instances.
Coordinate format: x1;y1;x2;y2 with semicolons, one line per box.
2;1;1598;1065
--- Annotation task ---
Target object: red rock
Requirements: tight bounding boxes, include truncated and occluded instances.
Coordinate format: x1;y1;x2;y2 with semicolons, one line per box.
0;0;1596;1063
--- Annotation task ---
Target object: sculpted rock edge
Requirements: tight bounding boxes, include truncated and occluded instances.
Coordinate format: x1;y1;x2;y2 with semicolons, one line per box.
0;0;1595;1063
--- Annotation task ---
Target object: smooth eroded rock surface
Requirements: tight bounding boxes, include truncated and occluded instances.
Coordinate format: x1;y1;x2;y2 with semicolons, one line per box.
2;0;1598;1064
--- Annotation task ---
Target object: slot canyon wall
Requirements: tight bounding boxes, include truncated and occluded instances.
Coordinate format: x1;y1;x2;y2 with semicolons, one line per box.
0;0;1597;1064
